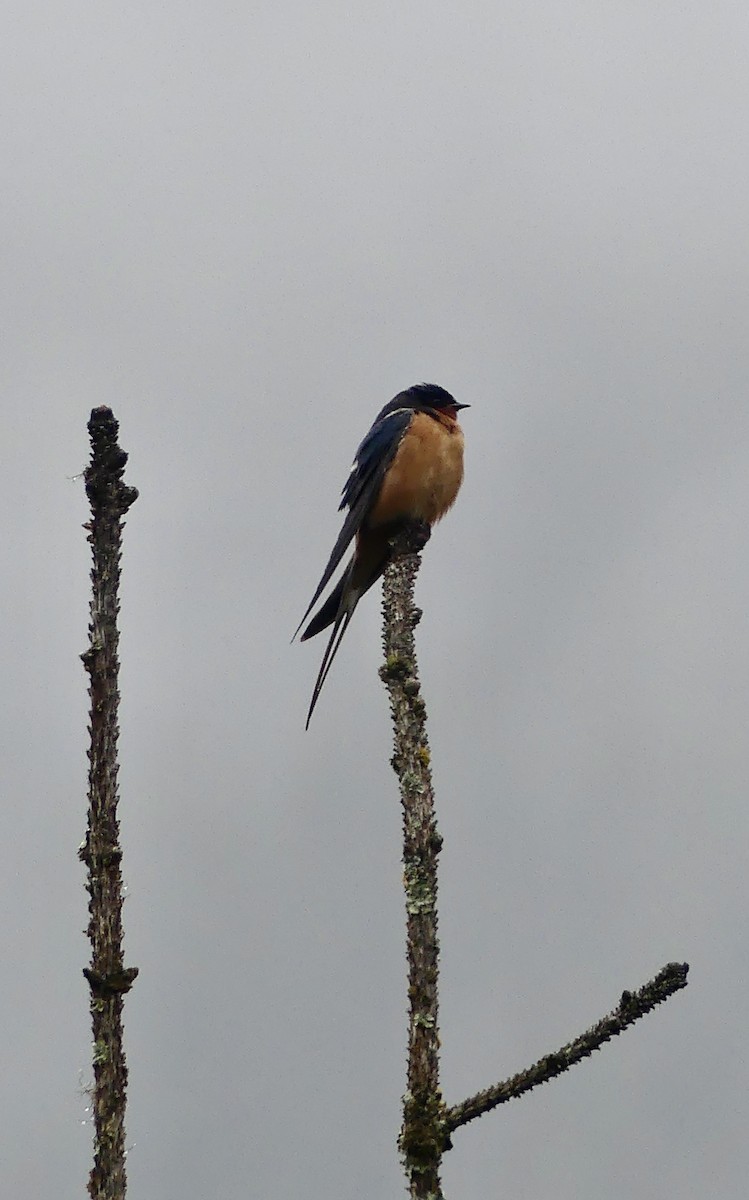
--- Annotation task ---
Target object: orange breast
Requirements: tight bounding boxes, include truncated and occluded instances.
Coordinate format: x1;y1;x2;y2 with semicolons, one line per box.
369;410;465;528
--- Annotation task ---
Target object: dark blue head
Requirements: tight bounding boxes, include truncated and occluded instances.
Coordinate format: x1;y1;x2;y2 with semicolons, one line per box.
401;383;469;413
372;383;469;427
374;383;468;421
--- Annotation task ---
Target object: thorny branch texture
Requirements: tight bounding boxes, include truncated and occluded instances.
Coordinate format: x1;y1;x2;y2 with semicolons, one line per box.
380;521;446;1200
79;407;139;1200
378;523;689;1200
445;961;689;1133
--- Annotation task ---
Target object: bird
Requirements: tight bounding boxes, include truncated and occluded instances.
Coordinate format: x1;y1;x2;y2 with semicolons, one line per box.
294;382;468;727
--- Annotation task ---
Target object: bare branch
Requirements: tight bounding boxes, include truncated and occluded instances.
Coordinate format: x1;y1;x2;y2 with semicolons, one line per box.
445;961;689;1135
378;523;688;1195
79;407;139;1200
380;521;447;1200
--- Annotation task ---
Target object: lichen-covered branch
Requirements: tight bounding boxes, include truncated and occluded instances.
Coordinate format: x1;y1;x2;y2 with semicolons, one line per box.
380;521;447;1200
444;961;689;1134
378;523;689;1196
79;407;139;1200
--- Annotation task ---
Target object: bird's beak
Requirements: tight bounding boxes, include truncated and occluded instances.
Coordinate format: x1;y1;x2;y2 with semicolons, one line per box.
453;403;470;411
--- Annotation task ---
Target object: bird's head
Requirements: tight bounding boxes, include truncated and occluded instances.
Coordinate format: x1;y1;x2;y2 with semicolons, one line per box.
402;382;470;419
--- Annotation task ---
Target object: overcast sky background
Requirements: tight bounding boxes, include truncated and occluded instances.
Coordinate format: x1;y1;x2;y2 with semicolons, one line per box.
2;3;748;1197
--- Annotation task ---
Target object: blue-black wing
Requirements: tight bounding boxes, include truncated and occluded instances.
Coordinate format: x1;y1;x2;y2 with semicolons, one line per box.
293;405;413;639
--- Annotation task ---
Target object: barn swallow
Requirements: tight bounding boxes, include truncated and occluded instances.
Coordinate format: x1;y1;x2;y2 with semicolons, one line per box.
294;383;468;727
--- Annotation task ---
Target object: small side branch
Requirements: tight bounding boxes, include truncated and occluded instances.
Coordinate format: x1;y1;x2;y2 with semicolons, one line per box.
380;521;446;1200
445;961;689;1135
79;407;139;1200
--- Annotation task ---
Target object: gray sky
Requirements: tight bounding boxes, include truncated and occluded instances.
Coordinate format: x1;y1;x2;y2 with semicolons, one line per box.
2;2;748;1197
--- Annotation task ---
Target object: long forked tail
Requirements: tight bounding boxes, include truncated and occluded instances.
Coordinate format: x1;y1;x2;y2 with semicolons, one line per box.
305;591;361;728
299;574;346;642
